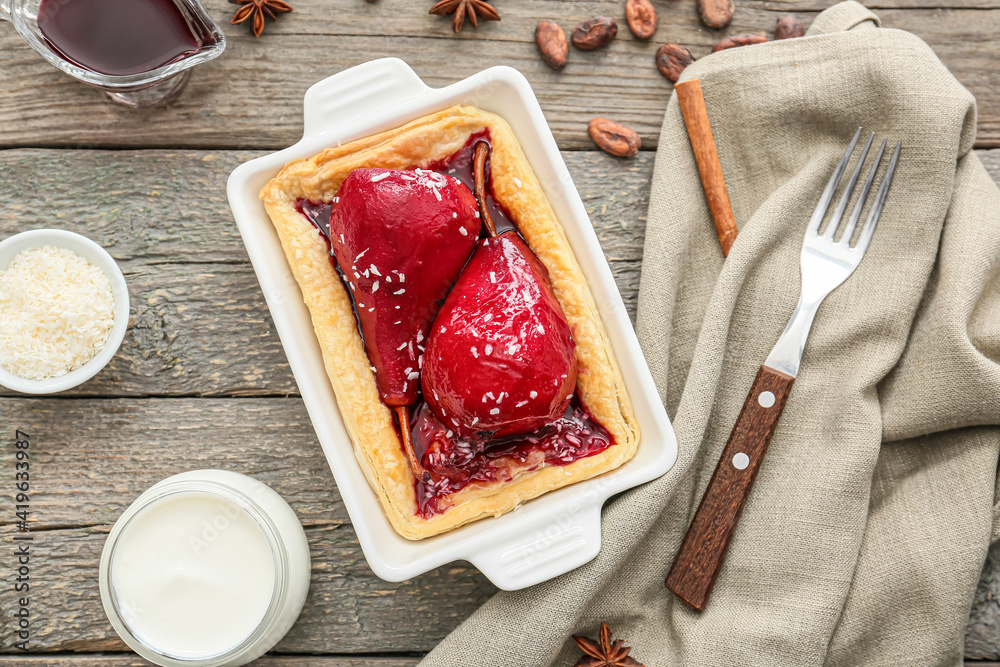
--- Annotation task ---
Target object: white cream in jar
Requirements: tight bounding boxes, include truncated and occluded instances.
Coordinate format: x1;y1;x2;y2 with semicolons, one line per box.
100;470;310;667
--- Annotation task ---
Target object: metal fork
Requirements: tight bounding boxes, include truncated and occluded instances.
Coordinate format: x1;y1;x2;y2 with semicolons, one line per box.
666;128;901;611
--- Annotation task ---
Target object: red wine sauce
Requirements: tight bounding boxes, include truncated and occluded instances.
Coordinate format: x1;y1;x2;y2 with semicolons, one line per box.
37;0;208;76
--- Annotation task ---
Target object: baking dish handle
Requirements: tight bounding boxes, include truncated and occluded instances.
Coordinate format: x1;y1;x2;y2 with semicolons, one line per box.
468;496;604;591
302;58;431;139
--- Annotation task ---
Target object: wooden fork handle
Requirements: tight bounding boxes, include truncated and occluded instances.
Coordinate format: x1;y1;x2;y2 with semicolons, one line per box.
666;365;794;611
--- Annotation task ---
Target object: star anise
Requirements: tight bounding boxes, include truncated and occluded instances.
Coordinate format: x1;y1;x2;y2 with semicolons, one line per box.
230;0;293;38
429;0;500;33
572;622;645;667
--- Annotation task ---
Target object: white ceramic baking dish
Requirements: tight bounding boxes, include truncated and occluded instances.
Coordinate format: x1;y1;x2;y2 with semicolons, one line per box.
227;58;676;591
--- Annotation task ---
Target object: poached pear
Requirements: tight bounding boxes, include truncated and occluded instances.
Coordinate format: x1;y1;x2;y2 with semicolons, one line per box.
328;168;481;409
421;143;578;439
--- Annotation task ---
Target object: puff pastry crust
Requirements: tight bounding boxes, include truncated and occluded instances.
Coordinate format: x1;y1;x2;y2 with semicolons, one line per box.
260;106;639;539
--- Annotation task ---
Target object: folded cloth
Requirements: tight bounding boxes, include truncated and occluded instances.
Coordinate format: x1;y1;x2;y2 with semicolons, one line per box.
419;2;1000;664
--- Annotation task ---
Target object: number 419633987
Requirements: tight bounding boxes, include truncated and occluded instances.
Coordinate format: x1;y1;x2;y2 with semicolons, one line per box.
14;430;30;531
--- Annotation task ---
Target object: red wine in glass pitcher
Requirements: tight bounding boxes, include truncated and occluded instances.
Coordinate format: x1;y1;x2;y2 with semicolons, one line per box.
1;0;225;106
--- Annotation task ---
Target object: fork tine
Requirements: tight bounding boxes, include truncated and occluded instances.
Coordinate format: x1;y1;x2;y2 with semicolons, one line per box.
855;142;901;252
807;127;863;235
838;138;887;246
825;132;875;240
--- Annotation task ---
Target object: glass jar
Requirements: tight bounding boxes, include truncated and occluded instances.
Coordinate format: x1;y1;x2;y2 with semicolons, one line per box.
99;470;311;667
0;0;225;107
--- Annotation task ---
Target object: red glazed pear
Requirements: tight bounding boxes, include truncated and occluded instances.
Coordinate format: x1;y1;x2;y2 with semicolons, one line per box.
328;168;481;408
422;232;578;438
422;142;577;439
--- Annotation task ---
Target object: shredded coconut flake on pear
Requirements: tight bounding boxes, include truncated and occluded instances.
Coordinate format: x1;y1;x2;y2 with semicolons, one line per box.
0;246;115;380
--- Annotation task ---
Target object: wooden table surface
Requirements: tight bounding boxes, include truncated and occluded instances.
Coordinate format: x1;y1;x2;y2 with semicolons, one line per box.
2;0;1000;664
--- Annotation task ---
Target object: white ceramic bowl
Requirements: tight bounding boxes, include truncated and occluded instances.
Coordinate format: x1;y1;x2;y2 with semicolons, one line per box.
227;59;677;590
0;229;130;394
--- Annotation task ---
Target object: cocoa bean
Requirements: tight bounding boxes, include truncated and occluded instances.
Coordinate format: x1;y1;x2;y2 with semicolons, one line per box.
625;0;657;40
536;20;568;70
655;43;695;83
712;33;768;53
774;14;804;40
571;17;617;50
588;118;641;158
697;0;734;30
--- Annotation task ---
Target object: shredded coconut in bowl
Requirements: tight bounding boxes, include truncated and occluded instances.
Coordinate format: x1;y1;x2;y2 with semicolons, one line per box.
0;245;116;380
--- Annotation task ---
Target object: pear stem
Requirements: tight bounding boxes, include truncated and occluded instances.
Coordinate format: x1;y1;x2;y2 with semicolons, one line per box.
395;406;430;480
473;142;499;239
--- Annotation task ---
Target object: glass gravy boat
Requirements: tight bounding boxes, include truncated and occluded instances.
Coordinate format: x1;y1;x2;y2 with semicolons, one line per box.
0;0;225;107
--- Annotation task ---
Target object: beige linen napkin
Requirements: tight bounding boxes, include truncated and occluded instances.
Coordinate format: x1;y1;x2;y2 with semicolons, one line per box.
420;2;1000;664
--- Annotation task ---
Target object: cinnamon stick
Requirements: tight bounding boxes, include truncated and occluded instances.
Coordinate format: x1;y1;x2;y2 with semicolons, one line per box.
675;79;738;257
395;406;429;480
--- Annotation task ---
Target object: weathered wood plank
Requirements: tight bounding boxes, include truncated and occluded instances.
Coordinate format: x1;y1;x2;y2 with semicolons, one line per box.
0;150;263;264
0;657;420;666
0;399;340;530
968;542;1000;659
82;261;298;397
0;148;651;397
0;398;349;530
0;0;996;150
